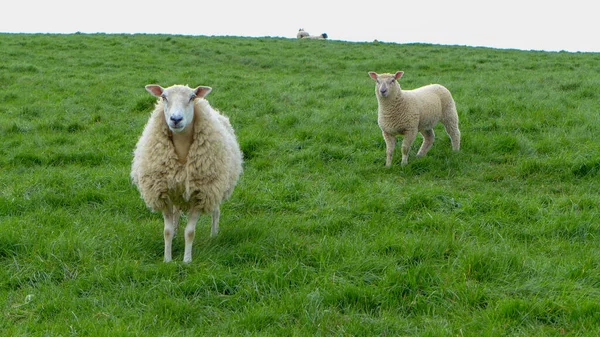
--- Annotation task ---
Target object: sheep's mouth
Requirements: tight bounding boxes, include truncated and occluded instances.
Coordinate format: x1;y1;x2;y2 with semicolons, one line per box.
169;124;185;133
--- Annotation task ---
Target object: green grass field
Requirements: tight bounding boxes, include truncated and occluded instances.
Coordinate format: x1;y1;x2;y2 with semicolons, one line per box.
1;33;600;336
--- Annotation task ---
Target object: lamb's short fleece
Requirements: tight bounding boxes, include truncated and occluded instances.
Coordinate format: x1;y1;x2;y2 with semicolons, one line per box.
369;71;460;166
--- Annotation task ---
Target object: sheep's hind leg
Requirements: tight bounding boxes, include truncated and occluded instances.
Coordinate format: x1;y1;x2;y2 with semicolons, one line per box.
183;208;202;263
446;125;461;151
382;131;396;167
442;113;461;151
417;129;435;158
211;207;220;237
162;206;180;262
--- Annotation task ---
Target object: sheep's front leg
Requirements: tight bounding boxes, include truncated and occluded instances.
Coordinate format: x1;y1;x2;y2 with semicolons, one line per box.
211;207;220;237
183;208;202;263
417;129;435;158
400;129;418;166
162;206;180;263
382;131;396;167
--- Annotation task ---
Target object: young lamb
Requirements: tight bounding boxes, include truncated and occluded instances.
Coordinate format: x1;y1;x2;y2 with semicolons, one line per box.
368;71;460;166
131;84;243;263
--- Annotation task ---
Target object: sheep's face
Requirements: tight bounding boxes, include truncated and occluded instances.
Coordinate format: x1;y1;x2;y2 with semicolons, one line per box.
368;71;404;98
145;84;212;133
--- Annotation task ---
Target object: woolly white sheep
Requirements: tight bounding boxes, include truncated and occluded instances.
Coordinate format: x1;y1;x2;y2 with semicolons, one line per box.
368;71;460;166
306;33;328;39
131;84;243;263
297;28;309;39
296;29;328;39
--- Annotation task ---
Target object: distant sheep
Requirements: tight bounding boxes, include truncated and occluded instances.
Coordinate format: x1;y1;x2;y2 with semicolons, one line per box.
306;33;328;39
131;84;243;262
297;28;309;39
296;28;328;39
368;71;460;166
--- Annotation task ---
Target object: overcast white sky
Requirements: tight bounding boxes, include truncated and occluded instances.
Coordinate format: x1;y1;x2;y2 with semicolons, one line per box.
1;0;598;52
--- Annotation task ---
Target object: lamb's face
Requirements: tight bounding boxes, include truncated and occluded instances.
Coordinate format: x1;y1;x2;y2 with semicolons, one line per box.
368;71;404;98
145;84;213;133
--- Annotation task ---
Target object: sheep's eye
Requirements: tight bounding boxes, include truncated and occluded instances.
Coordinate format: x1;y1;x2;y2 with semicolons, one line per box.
390;79;395;83
189;94;196;102
161;95;168;102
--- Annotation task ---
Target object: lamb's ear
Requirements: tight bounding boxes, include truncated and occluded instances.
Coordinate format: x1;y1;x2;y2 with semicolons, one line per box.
394;71;404;80
368;72;378;80
145;85;164;97
194;86;212;98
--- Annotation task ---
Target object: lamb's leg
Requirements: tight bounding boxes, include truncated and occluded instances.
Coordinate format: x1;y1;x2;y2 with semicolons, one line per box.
442;105;461;151
162;206;180;263
382;131;396;167
183;208;202;263
417;129;435;157
211;207;220;237
447;125;461;151
400;130;418;166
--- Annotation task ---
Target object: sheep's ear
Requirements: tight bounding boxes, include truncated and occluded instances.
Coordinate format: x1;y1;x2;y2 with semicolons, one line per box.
394;71;404;80
145;85;164;97
368;72;378;80
194;86;212;98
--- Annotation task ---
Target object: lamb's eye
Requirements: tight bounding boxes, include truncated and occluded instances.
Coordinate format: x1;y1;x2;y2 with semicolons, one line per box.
189;94;196;102
161;95;168;102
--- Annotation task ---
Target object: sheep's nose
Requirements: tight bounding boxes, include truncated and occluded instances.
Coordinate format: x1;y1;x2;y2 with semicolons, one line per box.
170;115;183;124
380;88;387;95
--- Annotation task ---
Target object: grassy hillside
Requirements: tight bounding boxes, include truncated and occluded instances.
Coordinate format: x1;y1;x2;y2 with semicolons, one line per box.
1;33;600;336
